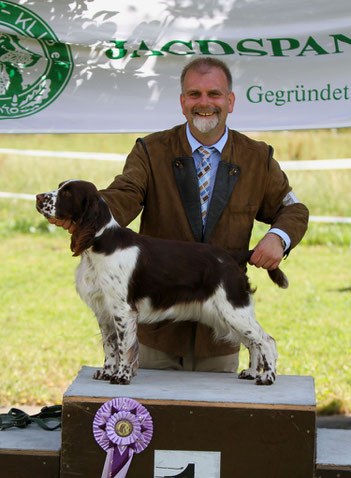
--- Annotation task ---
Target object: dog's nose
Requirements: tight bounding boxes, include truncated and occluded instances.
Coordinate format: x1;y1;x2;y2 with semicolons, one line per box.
36;194;44;207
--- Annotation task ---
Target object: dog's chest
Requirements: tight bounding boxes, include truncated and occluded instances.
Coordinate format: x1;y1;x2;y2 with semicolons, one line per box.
75;246;139;305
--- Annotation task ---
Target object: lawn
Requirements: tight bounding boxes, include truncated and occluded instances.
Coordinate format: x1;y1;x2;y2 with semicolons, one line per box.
0;129;350;413
0;233;350;413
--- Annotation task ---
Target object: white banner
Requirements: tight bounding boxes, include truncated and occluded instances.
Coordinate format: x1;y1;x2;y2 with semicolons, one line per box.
1;0;351;133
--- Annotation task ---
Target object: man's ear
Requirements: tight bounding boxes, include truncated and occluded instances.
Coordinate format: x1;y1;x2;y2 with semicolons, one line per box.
180;93;186;116
228;91;235;113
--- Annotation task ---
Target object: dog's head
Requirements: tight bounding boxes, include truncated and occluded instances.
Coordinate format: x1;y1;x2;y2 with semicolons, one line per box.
36;180;109;256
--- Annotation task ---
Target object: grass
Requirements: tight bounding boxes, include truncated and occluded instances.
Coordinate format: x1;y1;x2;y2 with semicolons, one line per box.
0;129;350;412
1;127;351;159
0;234;102;405
245;245;351;414
0;234;350;413
1;148;350;245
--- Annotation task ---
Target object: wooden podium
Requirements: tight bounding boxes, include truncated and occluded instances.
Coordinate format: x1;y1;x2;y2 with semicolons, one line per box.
0;422;61;478
61;366;316;478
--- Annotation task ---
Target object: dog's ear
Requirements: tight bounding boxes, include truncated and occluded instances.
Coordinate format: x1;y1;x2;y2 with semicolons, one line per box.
70;194;99;256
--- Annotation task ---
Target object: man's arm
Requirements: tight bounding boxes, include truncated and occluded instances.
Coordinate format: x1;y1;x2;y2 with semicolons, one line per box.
47;138;150;233
99;138;150;226
250;153;309;270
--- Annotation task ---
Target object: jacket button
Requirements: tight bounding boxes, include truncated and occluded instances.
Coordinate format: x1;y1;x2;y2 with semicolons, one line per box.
229;167;238;175
175;160;183;168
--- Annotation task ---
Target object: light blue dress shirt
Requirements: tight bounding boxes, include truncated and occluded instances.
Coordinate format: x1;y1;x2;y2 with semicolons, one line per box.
186;123;291;250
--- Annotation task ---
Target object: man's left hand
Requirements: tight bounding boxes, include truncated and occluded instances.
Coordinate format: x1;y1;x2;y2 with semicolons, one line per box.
249;233;284;270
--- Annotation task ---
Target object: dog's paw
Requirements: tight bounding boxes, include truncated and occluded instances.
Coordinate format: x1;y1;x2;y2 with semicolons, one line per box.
93;369;112;381
238;368;256;380
109;374;131;385
255;370;276;385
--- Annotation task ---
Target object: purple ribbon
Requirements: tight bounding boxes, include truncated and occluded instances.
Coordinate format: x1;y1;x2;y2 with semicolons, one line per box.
93;398;153;478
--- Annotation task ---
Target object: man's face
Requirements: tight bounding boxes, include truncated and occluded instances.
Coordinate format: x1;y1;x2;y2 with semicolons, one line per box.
180;67;235;142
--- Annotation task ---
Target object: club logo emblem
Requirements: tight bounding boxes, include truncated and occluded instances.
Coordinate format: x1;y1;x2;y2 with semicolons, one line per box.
0;1;73;119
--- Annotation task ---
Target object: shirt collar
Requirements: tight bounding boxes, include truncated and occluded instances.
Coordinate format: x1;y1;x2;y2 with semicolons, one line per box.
186;123;228;154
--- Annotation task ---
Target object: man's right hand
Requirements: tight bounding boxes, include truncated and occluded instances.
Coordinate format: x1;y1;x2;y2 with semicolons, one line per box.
48;217;76;234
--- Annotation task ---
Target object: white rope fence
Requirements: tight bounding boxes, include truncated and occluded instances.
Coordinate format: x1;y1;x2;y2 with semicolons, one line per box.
1;147;351;170
1;148;350;224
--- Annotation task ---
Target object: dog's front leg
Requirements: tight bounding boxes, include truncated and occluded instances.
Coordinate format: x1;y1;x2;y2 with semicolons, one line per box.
110;308;139;385
93;314;119;381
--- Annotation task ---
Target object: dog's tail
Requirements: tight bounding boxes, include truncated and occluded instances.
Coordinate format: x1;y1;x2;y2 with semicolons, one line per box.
267;268;289;289
229;249;289;289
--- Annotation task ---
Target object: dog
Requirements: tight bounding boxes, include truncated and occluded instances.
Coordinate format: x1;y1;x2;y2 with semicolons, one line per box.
36;180;288;386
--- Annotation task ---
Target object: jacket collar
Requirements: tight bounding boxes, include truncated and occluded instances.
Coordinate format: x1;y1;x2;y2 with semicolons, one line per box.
185;123;229;154
173;124;241;243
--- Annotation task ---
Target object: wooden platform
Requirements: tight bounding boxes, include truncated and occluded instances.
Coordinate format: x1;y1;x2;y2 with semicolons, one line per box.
316;428;351;477
61;366;316;478
0;422;61;478
1;367;350;477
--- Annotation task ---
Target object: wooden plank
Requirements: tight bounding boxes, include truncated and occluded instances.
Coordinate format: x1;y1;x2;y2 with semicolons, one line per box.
61;400;315;478
0;423;61;453
316;429;351;470
64;366;316;408
63;395;315;411
0;454;60;478
0;424;61;478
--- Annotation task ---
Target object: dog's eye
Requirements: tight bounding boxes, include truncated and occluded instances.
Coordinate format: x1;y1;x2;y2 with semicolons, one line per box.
61;189;72;197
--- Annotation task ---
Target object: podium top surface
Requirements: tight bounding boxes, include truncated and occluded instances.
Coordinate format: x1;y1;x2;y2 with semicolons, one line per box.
0;423;61;452
64;366;316;409
317;429;351;467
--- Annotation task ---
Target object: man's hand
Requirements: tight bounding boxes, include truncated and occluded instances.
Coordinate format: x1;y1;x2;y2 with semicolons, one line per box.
249;233;284;270
48;217;76;234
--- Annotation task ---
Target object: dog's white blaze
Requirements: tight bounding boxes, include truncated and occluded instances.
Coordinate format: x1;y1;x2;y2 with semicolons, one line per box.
58;179;79;189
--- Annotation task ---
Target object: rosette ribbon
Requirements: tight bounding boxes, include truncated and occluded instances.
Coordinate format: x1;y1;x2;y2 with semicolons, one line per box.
93;397;153;478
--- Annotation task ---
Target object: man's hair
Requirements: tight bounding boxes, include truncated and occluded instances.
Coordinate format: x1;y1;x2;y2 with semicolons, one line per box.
180;57;233;93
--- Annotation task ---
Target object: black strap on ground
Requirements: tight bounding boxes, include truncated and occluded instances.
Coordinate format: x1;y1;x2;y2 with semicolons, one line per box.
0;405;62;431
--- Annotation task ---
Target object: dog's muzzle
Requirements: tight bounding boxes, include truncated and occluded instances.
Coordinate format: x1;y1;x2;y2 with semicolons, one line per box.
36;192;56;219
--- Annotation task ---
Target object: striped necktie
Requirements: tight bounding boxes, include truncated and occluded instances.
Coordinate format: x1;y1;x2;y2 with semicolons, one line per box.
197;146;213;227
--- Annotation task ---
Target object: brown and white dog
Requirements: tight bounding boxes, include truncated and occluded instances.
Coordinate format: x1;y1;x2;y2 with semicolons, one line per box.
36;180;288;386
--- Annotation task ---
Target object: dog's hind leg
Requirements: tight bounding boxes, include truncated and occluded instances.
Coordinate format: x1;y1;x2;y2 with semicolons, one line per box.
213;289;278;385
255;335;278;385
238;340;262;381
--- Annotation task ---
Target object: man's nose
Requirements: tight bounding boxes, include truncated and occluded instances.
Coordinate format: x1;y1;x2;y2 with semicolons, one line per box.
198;93;211;106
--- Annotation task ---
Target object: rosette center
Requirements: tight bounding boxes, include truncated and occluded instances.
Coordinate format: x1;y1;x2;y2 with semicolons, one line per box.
115;419;133;437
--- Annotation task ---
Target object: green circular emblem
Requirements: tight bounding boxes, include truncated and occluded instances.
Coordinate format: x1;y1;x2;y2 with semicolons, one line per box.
0;0;73;119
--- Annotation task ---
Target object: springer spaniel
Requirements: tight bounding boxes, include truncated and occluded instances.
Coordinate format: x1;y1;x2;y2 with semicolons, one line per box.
36;180;288;386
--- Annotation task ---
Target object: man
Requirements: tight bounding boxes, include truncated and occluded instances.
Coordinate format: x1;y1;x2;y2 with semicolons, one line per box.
51;58;309;373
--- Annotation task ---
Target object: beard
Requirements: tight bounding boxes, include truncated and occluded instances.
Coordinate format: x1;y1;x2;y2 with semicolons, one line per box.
191;107;221;134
